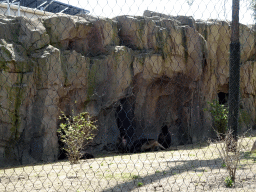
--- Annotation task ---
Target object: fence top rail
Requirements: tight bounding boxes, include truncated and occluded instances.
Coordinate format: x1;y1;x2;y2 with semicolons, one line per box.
0;1;54;16
0;0;90;16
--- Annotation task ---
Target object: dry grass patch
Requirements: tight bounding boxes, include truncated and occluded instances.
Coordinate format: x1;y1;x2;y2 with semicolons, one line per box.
0;136;256;191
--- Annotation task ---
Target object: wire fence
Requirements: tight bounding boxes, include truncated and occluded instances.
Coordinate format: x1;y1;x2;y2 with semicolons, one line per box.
0;0;256;191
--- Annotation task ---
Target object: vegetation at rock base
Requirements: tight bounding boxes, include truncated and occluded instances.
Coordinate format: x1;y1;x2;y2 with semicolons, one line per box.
205;100;228;136
58;110;97;164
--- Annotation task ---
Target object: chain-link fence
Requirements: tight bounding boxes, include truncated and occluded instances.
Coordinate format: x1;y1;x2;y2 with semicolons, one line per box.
0;0;256;191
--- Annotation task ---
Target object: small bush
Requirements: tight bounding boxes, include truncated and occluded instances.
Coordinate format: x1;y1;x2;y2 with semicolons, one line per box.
216;129;243;186
239;109;250;126
225;176;234;187
58;111;97;164
205;100;228;136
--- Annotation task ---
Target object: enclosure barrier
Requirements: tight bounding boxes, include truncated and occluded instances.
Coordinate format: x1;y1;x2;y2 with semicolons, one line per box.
0;0;256;191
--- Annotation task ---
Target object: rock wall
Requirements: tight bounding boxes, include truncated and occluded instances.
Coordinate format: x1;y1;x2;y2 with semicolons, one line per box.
0;10;256;166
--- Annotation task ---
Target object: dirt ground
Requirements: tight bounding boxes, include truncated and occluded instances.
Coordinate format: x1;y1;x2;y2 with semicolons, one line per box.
1;136;256;192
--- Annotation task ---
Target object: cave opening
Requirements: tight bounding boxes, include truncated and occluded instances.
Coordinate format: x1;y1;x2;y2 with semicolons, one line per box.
57;117;69;160
115;97;135;146
57;108;70;160
218;92;229;105
158;125;172;149
57;133;67;160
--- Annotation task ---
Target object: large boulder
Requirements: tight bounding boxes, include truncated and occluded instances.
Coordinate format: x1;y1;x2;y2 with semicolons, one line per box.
43;15;119;56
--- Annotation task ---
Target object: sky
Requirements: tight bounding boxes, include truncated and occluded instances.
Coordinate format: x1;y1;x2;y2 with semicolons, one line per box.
58;0;255;25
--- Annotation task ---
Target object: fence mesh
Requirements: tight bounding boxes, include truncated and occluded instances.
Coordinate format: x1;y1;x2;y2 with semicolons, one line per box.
0;0;256;191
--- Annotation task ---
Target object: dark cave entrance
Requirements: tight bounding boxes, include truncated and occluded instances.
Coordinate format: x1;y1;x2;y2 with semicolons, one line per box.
57;115;69;160
218;92;229;105
57;132;66;160
158;125;172;148
115;97;135;146
56;103;72;160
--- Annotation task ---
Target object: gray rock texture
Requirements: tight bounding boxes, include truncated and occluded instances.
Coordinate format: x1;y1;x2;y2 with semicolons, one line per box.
1;11;256;166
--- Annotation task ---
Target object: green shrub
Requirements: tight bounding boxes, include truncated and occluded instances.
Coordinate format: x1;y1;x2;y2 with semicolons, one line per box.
205;100;228;136
239;109;250;126
58;111;97;164
225;176;234;187
137;182;143;187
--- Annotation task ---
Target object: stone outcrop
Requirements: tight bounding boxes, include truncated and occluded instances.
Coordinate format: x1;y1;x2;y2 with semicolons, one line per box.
1;11;256;167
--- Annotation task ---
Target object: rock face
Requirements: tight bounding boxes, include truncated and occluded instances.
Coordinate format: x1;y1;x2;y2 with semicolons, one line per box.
0;11;256;167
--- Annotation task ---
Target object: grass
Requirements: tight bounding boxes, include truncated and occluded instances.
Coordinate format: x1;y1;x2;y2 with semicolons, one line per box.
197;173;203;177
132;175;141;179
137;182;143;187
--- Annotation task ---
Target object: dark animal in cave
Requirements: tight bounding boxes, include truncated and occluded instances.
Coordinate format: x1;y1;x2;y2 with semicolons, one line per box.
118;137;165;153
158;125;172;149
140;139;166;152
115;100;135;148
116;136;129;153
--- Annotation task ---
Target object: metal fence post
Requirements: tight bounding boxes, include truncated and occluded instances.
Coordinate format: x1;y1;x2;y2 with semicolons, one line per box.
228;0;240;140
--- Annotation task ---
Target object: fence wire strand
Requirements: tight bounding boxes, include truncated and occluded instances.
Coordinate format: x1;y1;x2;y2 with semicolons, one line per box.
0;0;256;191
